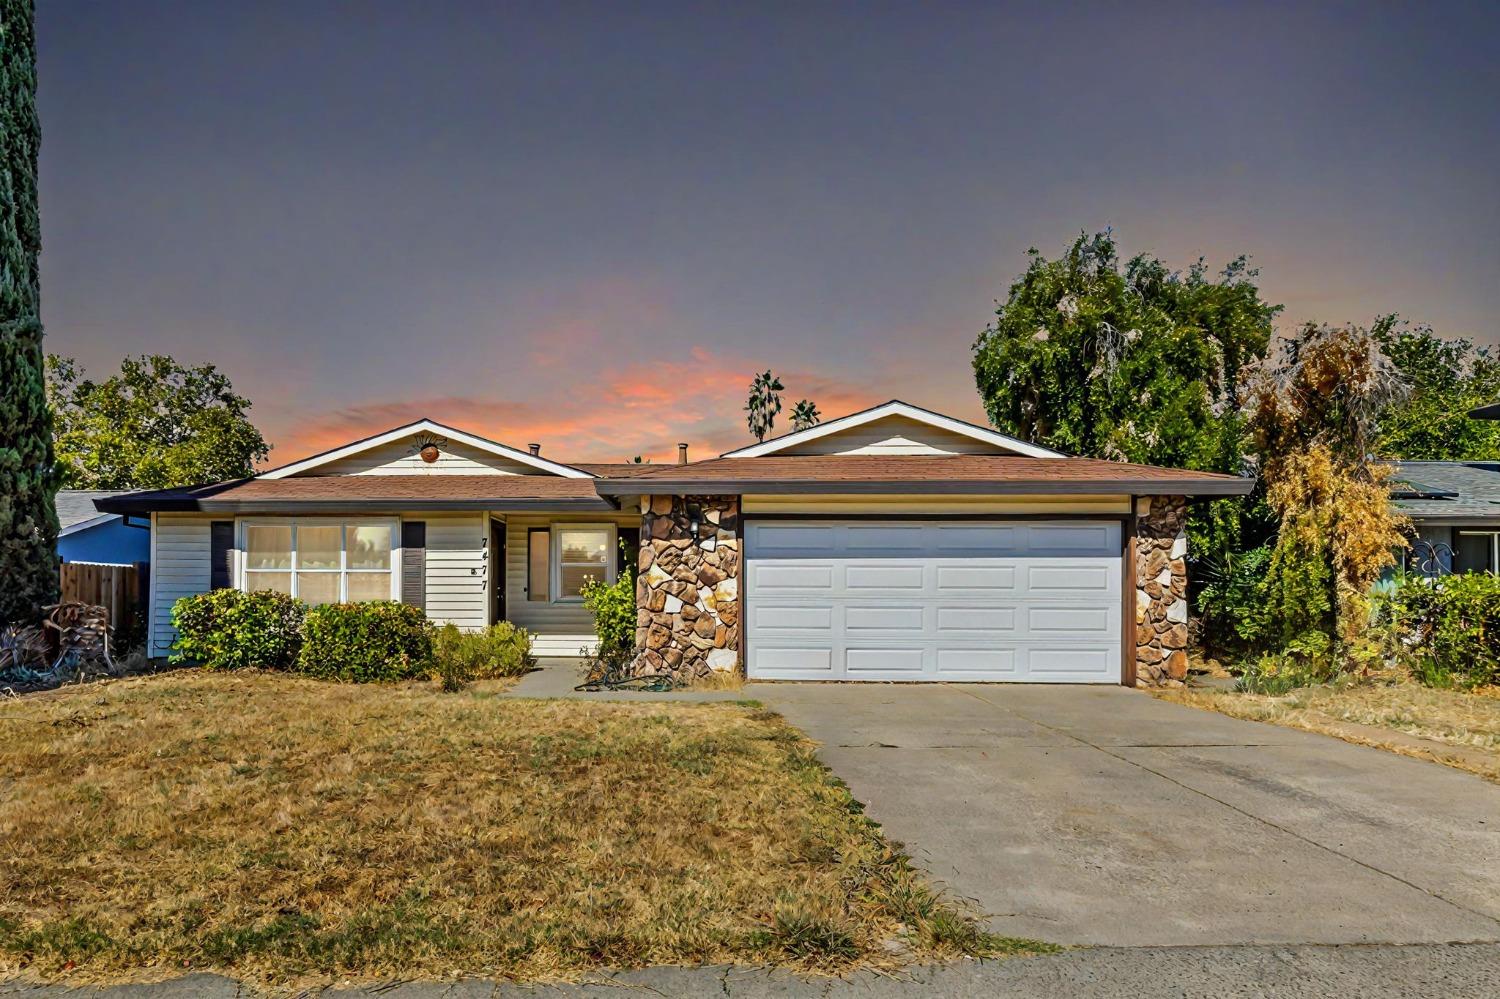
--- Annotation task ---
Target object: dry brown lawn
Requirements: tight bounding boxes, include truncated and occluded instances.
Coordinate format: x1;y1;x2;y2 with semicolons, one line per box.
0;671;1036;988
1159;681;1500;783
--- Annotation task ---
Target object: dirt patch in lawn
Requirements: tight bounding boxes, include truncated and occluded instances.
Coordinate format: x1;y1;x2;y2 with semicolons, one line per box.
1159;681;1500;783
0;671;1042;988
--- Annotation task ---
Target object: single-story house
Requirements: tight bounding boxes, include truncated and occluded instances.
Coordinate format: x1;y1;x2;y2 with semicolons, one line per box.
1391;460;1500;575
57;490;151;565
96;400;1252;687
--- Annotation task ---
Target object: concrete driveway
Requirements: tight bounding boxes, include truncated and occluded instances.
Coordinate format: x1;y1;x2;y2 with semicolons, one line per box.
750;682;1500;948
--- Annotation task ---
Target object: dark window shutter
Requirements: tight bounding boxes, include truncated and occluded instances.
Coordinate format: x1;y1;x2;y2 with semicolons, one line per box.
401;521;426;610
210;521;234;590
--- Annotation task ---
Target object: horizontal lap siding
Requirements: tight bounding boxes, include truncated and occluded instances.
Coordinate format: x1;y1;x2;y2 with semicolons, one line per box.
504;512;641;653
150;513;213;656
422;514;488;629
785;415;1011;455
315;439;538;476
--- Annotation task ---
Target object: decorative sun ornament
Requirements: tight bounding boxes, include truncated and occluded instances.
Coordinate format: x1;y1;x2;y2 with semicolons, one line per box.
409;432;448;464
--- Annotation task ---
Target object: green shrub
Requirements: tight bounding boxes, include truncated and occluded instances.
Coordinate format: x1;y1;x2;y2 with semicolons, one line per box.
1195;544;1274;654
170;590;304;671
580;560;636;658
431;622;534;690
1234;648;1336;695
297;602;433;683
1380;573;1500;689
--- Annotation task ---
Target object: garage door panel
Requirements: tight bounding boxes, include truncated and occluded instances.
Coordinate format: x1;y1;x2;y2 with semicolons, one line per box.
753;563;836;590
753;525;837;556
755;647;835;674
845;563;925;590
1029;524;1118;555
936;564;1017;591
936;648;1018;675
845;647;925;675
746;520;1121;683
845;524;927;552
752;604;832;630
1029;646;1118;677
932;525;1021;553
846;604;925;633
1028;605;1112;635
935;605;1018;634
1027;564;1116;593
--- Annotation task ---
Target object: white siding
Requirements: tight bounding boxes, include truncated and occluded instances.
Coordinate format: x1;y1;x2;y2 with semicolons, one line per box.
311;437;545;476
149;513;213;657
503;512;642;656
423;514;489;629
779;414;1013;456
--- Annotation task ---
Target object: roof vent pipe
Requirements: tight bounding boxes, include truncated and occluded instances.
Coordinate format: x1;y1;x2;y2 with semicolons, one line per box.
529;443;541;456
678;443;689;465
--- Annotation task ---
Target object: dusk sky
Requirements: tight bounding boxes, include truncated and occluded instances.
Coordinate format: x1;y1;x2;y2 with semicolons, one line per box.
35;1;1500;465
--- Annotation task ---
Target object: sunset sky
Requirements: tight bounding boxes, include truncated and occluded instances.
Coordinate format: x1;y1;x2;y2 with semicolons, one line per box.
35;1;1500;465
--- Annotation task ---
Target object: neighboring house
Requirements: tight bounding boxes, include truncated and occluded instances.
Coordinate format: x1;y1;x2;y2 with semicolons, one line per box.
96;400;1250;687
56;490;151;565
1390;461;1500;575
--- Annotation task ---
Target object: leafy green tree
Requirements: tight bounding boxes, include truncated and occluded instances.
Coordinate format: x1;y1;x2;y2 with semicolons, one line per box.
790;399;821;431
1370;316;1500;460
972;230;1281;553
49;354;270;489
0;0;57;626
744;370;784;443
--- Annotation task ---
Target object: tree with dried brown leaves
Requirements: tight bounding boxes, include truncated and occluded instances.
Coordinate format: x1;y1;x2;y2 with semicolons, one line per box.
1247;323;1410;664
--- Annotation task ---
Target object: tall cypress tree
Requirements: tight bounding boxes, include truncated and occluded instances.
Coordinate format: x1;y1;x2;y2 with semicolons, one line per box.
0;0;58;626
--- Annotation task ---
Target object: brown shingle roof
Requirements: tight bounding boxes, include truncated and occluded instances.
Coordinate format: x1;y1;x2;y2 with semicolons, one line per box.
95;475;616;514
571;462;662;478
591;455;1253;496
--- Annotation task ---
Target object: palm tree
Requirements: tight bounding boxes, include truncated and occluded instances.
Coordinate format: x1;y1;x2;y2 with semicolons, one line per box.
790;399;821;431
745;371;784;442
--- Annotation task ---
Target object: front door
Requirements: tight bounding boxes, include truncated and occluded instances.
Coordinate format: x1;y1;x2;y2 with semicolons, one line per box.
490;518;506;623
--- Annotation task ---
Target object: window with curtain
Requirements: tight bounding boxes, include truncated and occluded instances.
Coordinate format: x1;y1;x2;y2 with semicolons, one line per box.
242;521;396;604
553;525;613;600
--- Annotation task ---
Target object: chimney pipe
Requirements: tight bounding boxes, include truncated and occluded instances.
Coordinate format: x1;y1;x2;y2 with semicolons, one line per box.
529;443;541;456
678;443;689;465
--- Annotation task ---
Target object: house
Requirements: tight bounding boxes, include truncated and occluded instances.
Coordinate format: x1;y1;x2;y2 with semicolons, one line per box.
56;490;151;566
95;400;1251;687
1390;461;1500;575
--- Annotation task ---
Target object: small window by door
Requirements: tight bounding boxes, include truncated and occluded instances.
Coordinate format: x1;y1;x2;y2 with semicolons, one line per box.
527;528;550;602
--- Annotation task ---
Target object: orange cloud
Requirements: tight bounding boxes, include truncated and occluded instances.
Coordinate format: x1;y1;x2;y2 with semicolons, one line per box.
263;350;887;467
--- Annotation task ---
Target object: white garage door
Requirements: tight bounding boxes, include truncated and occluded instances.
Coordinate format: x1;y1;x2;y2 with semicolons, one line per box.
745;520;1122;683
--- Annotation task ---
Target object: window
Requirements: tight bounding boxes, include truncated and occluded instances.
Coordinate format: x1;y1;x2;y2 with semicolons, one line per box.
1456;531;1500;575
552;524;614;600
527;528;550;602
242;520;397;604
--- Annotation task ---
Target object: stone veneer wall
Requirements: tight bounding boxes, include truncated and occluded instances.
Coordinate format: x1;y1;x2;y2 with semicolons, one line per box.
1134;495;1189;687
632;495;741;682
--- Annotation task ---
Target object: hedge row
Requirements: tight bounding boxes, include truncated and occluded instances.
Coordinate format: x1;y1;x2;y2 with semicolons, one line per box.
169;590;532;684
1380;573;1500;689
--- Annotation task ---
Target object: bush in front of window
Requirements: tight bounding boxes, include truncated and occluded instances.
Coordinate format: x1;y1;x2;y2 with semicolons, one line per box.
430;622;535;690
170;590;305;671
296;601;434;682
1377;572;1500;689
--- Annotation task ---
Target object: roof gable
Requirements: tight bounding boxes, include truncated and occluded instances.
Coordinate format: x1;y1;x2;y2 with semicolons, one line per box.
258;420;593;479
721;401;1063;458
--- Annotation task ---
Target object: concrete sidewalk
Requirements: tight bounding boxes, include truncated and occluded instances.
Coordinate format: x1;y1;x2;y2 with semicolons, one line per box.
5;944;1499;997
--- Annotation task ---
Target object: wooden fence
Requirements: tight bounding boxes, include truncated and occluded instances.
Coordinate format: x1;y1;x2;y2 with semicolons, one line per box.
59;561;148;641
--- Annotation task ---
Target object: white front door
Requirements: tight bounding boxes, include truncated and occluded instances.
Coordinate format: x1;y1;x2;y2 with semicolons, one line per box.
744;520;1123;683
